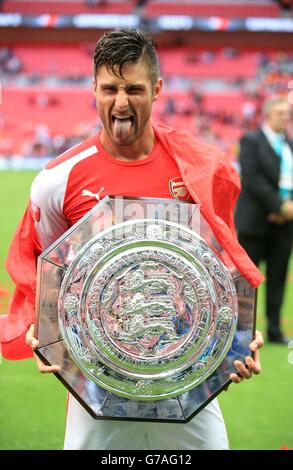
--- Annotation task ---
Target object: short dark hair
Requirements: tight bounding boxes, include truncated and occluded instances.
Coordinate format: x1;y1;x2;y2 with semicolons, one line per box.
93;28;160;86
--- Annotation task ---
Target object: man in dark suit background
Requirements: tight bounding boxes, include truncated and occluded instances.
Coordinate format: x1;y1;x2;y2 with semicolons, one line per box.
235;95;293;344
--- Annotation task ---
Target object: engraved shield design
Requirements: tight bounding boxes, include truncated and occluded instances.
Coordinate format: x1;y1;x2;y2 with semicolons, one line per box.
35;197;256;421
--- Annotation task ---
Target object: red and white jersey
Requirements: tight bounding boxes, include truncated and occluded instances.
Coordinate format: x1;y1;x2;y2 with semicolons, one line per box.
30;131;192;252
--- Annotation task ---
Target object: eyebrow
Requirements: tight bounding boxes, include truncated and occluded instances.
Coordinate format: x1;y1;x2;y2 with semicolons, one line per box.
100;83;146;90
100;84;116;89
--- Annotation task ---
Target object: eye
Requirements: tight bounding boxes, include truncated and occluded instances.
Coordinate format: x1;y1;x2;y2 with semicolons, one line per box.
102;86;116;93
128;87;144;94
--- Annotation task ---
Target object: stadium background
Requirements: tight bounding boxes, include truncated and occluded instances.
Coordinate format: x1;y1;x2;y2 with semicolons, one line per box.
0;0;292;450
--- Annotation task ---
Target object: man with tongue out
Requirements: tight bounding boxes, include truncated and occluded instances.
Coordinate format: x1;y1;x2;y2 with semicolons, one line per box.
92;30;163;164
2;28;264;450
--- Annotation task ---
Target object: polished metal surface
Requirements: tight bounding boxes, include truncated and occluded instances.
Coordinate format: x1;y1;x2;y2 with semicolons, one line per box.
58;219;238;400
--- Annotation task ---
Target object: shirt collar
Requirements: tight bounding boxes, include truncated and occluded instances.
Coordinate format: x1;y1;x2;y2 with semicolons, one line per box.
262;123;285;143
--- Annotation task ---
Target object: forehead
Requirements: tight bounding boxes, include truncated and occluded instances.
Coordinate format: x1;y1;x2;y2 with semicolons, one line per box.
95;61;152;85
270;102;290;114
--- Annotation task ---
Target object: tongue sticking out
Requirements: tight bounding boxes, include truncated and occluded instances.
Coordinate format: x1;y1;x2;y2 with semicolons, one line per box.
113;118;133;140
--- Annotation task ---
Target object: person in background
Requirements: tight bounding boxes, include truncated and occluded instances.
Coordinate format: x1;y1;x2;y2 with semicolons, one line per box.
236;95;293;344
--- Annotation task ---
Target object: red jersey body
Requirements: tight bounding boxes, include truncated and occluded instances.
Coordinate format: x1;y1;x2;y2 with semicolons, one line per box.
63;133;192;226
31;131;191;250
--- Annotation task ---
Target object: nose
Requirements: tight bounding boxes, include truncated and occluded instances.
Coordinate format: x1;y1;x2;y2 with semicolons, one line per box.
114;91;128;111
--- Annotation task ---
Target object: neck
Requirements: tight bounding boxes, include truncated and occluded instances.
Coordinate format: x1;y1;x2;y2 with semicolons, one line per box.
100;123;155;161
264;122;285;135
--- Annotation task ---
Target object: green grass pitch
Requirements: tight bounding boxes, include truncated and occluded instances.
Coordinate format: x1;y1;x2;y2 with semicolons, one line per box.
0;170;292;450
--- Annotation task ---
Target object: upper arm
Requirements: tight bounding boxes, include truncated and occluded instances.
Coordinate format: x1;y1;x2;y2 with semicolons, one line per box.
239;135;260;179
30;168;70;251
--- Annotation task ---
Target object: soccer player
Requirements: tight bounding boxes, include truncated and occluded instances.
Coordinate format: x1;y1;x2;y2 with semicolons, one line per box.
1;28;264;450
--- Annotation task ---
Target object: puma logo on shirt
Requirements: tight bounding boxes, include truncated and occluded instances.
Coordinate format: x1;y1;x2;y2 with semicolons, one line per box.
81;187;105;201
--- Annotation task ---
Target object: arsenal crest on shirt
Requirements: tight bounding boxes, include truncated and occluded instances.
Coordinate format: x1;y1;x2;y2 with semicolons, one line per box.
169;176;191;201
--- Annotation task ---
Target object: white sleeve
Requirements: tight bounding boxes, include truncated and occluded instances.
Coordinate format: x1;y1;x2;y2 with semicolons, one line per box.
30;167;70;250
30;142;99;250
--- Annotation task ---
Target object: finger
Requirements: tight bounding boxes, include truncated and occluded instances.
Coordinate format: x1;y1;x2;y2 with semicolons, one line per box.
246;352;262;375
25;324;34;345
30;338;39;350
25;324;39;350
26;337;40;350
229;373;242;384
35;354;61;374
250;331;264;353
26;336;39;350
234;360;252;379
39;365;61;374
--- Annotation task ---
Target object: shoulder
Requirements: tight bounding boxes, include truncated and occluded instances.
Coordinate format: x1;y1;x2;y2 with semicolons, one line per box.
154;123;239;186
45;133;98;170
31;134;99;208
154;122;224;159
156;123;232;168
240;129;263;145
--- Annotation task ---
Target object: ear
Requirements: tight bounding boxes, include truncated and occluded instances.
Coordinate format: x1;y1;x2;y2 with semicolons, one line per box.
92;76;97;97
153;78;163;102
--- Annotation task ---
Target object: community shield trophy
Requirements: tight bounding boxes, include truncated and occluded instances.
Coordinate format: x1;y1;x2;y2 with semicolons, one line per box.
35;196;256;422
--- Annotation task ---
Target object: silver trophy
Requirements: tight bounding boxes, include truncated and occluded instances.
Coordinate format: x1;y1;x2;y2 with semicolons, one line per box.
35;197;256;422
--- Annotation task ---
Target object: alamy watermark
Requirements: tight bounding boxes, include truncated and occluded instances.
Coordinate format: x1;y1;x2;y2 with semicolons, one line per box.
91;197;201;240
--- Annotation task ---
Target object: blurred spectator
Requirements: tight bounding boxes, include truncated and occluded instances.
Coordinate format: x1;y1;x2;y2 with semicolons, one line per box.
223;47;239;59
235;95;293;344
201;51;215;64
36;94;49;108
164;96;176;115
241;100;257;127
0;47;22;74
85;0;107;6
1;44;293;162
0;47;12;69
136;0;148;7
5;56;22;74
276;0;292;12
35;124;51;146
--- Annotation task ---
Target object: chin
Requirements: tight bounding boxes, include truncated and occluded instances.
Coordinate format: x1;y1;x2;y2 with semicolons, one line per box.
113;133;137;146
117;139;135;147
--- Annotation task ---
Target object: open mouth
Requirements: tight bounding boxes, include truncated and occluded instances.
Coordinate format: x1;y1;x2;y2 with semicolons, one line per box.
111;115;134;124
111;115;135;140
